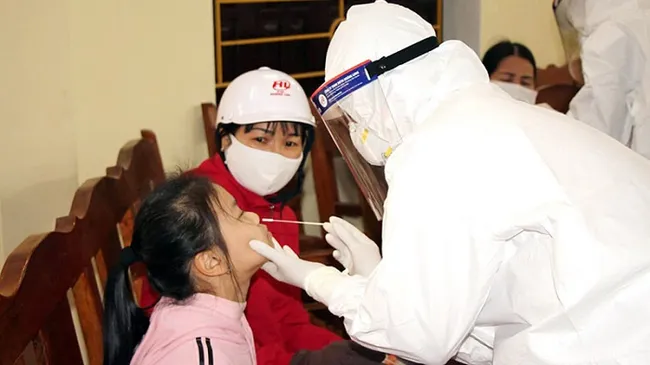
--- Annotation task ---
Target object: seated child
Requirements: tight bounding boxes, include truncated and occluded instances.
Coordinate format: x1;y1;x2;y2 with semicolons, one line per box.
103;174;273;364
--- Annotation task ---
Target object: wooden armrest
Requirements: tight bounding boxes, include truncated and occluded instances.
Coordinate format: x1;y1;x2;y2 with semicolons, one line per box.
300;248;335;264
535;84;581;114
299;234;329;251
334;202;362;217
299;233;334;264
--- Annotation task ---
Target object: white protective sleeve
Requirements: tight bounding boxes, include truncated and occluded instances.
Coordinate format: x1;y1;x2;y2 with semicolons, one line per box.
318;112;557;364
567;23;643;155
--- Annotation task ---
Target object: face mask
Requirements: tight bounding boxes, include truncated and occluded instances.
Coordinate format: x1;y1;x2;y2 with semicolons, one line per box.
224;135;303;196
492;81;539;104
349;122;394;166
340;87;399;167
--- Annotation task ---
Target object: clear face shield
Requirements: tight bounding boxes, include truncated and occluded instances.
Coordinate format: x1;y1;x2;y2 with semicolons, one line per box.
311;36;439;220
554;0;585;85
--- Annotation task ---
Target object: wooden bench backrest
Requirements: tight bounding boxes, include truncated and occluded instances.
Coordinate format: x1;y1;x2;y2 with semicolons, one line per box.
536;63;575;89
536;64;581;113
0;130;165;365
201;103;219;158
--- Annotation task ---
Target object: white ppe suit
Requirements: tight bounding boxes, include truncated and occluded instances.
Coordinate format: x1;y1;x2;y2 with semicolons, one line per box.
251;1;650;364
560;0;650;159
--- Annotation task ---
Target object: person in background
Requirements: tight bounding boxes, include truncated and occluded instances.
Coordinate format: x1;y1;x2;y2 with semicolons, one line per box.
139;67;388;365
482;40;539;104
553;0;650;159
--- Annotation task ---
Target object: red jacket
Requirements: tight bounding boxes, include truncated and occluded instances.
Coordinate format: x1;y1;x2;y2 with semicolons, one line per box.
139;155;340;364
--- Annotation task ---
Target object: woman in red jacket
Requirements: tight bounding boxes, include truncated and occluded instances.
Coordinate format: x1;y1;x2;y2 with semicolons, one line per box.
140;67;388;365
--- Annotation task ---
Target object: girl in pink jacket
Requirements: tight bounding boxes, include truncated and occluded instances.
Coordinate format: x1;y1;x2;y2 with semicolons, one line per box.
101;174;387;365
102;174;271;365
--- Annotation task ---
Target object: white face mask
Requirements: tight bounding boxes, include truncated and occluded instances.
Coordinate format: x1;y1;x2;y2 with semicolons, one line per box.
340;85;400;167
492;81;538;104
224;135;303;196
349;122;393;166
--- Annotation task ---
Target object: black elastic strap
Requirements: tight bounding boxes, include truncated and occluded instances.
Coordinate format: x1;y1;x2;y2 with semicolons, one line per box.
366;36;439;78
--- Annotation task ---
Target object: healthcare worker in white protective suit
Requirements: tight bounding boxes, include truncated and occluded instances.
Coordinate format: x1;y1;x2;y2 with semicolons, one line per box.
249;1;650;364
554;0;650;159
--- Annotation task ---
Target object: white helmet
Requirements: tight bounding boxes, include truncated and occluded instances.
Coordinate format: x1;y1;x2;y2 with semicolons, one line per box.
217;67;316;127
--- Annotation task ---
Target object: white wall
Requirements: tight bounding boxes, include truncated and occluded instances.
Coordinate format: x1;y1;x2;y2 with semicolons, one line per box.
442;0;565;67
0;0;80;268
480;0;565;67
443;0;482;55
0;0;215;268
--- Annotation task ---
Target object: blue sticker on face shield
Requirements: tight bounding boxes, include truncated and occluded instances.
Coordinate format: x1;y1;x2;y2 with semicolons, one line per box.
311;60;379;115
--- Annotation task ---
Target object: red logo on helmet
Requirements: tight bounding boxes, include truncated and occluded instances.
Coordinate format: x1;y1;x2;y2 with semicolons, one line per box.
271;80;292;96
272;80;291;90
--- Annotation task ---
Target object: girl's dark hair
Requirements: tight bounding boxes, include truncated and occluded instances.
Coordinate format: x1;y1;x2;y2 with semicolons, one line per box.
215;121;315;205
102;174;237;365
482;40;537;79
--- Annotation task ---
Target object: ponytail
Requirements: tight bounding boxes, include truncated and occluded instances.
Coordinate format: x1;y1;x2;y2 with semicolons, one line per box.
102;247;149;365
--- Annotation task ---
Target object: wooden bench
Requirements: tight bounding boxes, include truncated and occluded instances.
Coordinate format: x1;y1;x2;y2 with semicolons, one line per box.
0;128;347;365
0;130;164;365
536;64;581;113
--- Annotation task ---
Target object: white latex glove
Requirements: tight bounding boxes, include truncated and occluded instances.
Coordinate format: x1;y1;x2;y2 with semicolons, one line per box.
249;237;324;290
322;216;381;277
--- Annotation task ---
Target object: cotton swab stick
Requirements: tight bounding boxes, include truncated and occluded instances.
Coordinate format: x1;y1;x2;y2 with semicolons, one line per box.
261;218;325;226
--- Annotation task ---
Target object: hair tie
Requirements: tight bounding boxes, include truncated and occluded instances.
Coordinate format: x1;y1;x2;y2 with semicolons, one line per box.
120;246;140;267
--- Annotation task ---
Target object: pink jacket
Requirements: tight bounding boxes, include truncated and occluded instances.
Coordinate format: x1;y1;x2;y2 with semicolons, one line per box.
131;293;256;365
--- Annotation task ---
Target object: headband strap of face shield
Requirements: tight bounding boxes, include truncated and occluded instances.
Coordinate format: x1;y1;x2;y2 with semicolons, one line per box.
309;36;439;220
312;35;440;116
365;36;439;78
